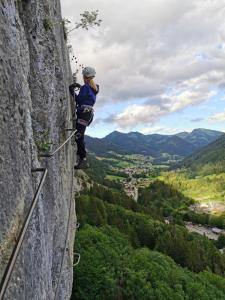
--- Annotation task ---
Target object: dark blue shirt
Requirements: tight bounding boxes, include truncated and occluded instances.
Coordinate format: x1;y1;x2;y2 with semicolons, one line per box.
69;83;99;107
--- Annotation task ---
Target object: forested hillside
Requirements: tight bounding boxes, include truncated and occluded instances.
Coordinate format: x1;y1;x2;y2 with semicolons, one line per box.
183;134;225;175
72;225;225;300
72;179;225;299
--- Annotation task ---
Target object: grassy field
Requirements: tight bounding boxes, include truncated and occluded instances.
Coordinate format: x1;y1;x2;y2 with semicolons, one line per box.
158;171;225;213
99;154;154;175
98;156;136;168
135;169;225;217
106;175;127;181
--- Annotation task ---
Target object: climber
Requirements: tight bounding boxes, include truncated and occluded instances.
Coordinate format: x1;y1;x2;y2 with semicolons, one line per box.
69;67;99;169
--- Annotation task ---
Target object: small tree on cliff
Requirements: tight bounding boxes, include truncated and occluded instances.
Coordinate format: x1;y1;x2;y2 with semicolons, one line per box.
65;10;102;36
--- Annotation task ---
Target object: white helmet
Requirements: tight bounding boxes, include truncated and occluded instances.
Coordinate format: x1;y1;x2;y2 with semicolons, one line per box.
82;66;96;78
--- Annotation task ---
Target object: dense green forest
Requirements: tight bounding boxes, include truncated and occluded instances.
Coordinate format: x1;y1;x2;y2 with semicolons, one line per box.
72;225;225;300
72;182;225;299
75;191;225;274
138;180;194;220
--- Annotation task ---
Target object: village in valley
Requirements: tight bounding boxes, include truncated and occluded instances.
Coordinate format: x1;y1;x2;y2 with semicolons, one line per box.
97;153;225;251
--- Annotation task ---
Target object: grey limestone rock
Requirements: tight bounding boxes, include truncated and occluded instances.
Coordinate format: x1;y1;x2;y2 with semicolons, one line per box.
0;0;76;299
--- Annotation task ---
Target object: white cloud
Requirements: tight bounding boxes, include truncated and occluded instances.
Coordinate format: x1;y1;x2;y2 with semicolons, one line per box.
109;88;217;129
113;104;163;128
209;110;225;123
62;0;225;126
140;127;181;135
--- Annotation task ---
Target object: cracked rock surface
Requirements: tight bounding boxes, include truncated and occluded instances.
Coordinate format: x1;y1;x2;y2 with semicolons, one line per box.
0;0;76;299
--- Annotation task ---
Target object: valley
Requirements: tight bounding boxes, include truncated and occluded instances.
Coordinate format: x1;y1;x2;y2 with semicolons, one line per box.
72;130;225;299
93;152;225;214
86;129;225;211
84;132;225;238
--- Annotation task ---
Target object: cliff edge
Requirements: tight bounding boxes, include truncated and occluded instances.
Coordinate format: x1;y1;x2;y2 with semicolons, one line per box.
0;0;76;299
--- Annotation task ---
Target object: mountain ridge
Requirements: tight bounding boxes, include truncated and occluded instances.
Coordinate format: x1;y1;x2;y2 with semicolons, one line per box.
86;128;223;158
175;128;223;148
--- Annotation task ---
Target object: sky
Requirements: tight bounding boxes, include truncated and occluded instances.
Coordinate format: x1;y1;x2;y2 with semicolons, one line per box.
61;0;225;138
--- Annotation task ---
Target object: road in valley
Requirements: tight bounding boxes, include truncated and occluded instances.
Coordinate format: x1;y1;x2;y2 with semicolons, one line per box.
185;222;223;240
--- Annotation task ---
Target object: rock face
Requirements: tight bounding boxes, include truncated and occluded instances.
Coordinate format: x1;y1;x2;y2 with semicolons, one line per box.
0;0;76;299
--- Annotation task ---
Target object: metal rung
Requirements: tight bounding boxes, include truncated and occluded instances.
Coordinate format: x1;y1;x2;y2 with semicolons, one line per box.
73;253;81;267
39;153;53;158
73;222;80;229
31;168;46;172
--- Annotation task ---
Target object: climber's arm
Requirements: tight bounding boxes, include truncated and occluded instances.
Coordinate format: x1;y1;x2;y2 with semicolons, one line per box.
69;83;76;98
69;83;82;99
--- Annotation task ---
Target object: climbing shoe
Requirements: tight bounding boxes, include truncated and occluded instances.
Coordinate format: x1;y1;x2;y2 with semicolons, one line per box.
74;159;89;169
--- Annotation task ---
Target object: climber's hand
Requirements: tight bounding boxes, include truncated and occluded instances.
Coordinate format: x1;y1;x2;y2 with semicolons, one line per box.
75;83;81;89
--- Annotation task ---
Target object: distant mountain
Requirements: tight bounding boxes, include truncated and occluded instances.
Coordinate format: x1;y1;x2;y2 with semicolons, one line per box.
183;134;225;172
85;135;126;156
176;128;223;149
86;128;223;160
103;131;195;156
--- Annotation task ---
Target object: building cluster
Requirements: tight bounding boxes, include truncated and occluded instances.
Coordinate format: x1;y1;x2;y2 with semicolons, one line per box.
124;182;136;198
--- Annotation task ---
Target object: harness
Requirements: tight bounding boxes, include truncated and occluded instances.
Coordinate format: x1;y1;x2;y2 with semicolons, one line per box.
77;105;94;113
76;105;94;126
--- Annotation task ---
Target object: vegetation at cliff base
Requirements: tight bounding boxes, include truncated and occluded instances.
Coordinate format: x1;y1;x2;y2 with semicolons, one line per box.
72;225;225;300
72;181;225;299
